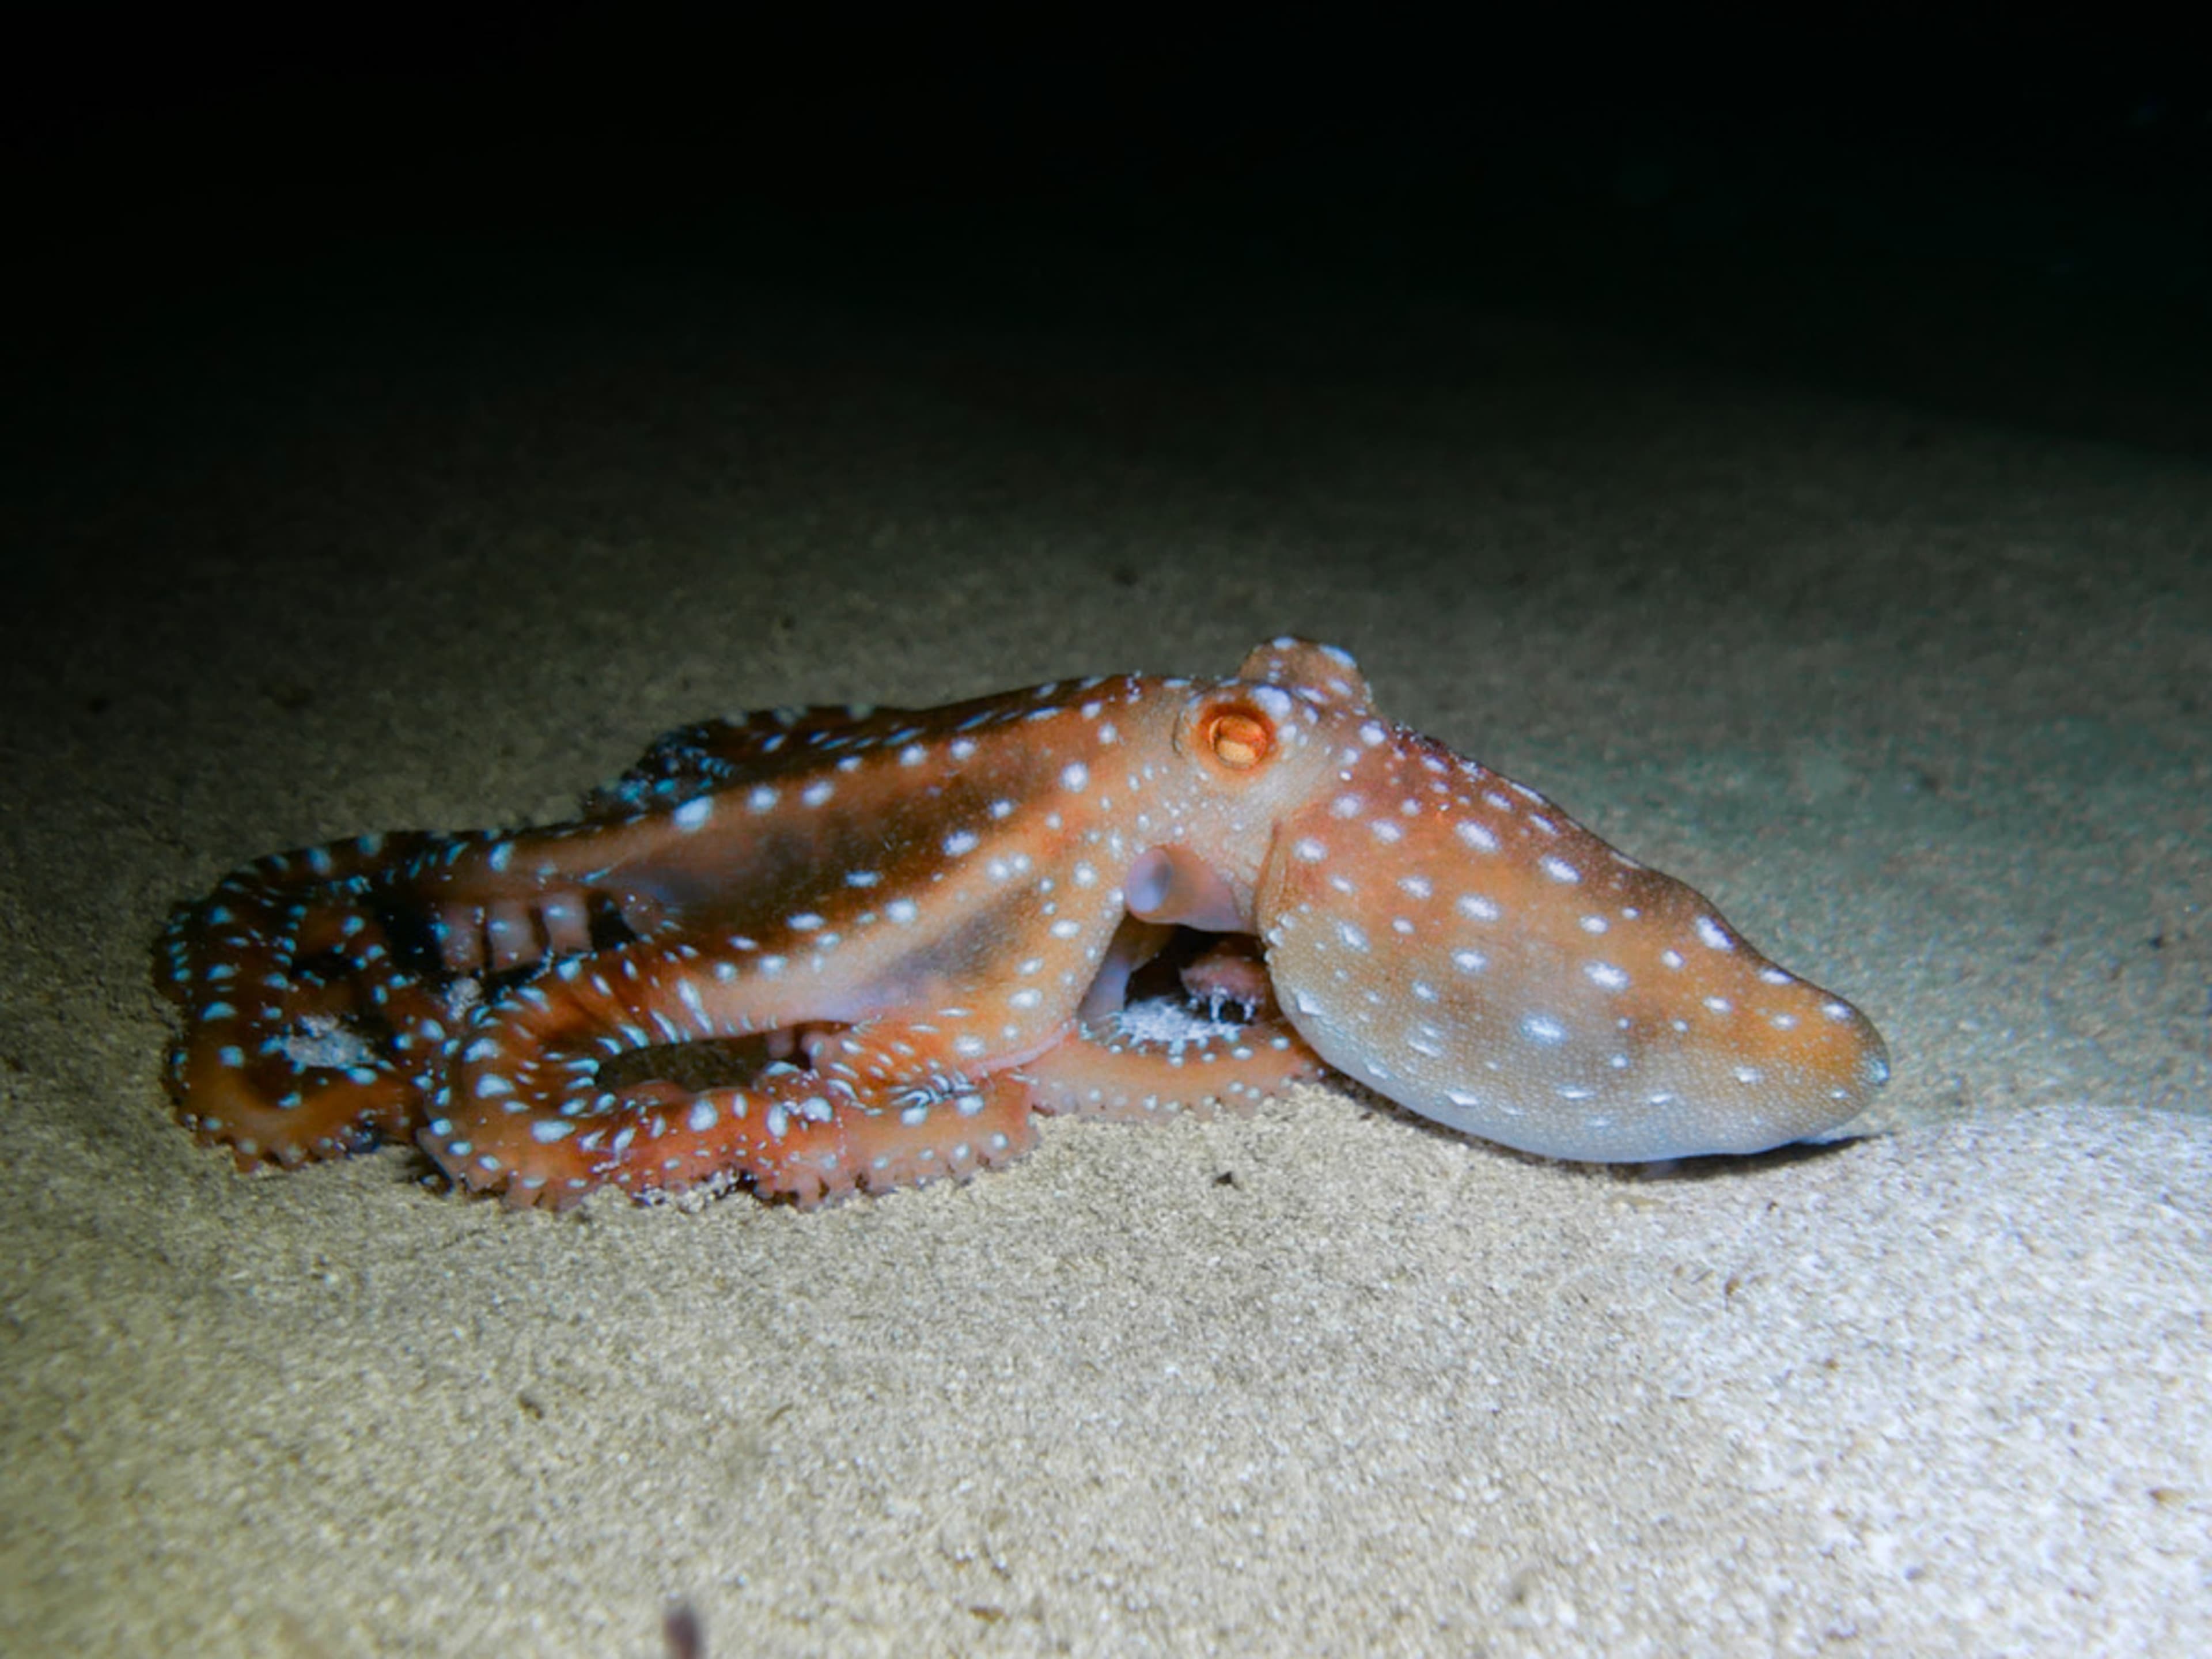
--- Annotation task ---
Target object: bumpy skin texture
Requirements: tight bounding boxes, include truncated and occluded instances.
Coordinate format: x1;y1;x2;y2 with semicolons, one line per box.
157;639;1889;1208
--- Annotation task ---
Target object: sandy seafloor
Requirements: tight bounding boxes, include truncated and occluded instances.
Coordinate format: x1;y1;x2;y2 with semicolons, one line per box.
6;202;2212;1653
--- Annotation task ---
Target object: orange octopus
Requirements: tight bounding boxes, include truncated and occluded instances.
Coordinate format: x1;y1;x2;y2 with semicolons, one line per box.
158;639;1889;1207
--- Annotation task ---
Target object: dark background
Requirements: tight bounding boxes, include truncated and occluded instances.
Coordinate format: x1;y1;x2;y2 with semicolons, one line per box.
7;10;2209;522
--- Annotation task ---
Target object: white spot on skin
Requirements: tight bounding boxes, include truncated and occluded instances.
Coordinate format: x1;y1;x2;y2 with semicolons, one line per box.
748;785;778;812
944;830;979;857
1456;894;1501;922
1696;915;1733;950
1456;821;1499;853
1295;838;1327;862
1586;962;1630;991
887;899;919;924
1539;855;1580;884
1398;875;1431;899
801;781;835;808
1521;1015;1567;1045
1061;762;1089;791
1338;922;1369;952
672;798;713;832
1452;949;1486;974
1370;820;1403;844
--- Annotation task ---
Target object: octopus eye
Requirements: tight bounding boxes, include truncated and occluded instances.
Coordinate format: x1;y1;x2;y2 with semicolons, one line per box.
1204;703;1274;770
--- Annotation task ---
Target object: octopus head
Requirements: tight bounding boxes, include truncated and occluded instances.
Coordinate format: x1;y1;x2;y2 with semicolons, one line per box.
1226;640;1889;1162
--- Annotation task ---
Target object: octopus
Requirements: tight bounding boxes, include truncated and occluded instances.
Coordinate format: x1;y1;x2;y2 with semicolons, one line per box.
157;638;1890;1209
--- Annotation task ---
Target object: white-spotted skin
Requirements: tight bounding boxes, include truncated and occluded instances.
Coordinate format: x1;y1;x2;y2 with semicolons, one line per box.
1257;716;1890;1161
157;638;1887;1207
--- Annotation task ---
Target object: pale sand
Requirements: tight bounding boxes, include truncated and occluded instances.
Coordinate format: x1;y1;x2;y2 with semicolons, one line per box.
3;282;2208;1655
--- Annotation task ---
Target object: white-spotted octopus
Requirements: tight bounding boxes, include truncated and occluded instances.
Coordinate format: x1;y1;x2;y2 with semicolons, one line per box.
157;639;1889;1207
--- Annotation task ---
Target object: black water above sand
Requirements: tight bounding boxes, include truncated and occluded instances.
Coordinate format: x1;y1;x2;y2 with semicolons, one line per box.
3;29;2210;1654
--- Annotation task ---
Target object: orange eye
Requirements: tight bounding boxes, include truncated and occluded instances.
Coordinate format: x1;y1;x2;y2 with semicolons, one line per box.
1205;704;1273;770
